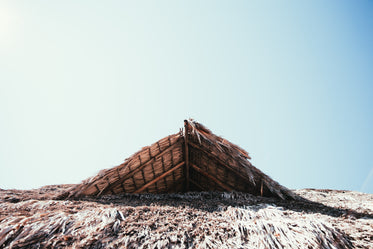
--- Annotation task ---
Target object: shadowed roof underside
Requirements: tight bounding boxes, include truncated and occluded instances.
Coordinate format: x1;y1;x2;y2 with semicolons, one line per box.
66;119;296;200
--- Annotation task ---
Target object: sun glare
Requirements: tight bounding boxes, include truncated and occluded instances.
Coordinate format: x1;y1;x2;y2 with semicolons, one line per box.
0;3;20;49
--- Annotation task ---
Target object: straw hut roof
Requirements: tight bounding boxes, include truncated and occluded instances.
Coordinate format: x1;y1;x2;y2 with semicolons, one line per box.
3;187;368;248
66;119;297;200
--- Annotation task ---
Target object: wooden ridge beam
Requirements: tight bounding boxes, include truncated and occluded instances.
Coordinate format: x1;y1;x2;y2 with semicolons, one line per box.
184;120;190;192
189;163;232;192
133;161;185;194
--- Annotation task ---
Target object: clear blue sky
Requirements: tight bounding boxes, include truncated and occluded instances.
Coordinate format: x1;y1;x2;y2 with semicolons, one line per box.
1;1;372;193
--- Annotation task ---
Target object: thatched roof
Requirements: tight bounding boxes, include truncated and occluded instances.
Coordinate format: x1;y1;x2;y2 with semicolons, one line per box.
66;119;297;200
3;186;371;248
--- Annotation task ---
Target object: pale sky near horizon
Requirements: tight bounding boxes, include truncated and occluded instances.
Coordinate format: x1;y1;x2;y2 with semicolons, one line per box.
1;1;372;193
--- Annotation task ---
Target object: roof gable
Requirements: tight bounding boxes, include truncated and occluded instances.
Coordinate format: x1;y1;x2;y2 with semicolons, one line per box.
66;119;296;200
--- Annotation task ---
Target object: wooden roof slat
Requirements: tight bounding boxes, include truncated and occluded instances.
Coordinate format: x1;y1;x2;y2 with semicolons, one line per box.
124;136;180;178
170;149;176;184
101;140;182;194
94;184;100;193
133;161;185;194
188;140;255;185
120;182;126;192
141;169;146;184
131;175;137;190
123;140;180;181
160;156;168;189
150;162;159;193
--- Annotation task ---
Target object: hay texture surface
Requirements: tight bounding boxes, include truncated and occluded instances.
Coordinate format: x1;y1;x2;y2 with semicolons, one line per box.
1;185;372;248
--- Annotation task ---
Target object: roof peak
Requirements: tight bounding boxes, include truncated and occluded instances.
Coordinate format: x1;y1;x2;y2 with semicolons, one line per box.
64;119;297;200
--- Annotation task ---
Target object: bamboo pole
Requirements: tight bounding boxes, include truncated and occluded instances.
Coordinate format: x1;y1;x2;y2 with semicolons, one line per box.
184;120;190;192
133;162;185;193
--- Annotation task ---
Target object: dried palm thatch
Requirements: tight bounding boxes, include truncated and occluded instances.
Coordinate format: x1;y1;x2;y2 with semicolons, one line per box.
0;192;357;249
65;119;297;200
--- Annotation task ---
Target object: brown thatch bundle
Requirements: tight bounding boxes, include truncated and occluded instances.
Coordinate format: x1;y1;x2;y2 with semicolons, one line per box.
0;192;356;249
2;186;372;248
64;119;297;200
